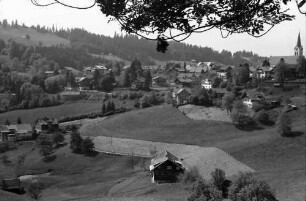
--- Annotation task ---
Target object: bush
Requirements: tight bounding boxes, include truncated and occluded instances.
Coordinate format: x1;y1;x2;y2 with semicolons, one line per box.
229;172;277;201
252;102;265;112
28;181;44;200
255;110;269;124
70;131;83;153
180;167;202;185
187;180;223;201
52;133;65;147
81;138;95;155
0;142;10;153
276;112;292;136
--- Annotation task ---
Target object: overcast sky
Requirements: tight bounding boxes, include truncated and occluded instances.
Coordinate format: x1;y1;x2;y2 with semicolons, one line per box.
0;0;305;57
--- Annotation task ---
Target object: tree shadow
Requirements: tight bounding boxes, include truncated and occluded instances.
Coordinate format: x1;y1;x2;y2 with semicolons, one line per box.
284;131;304;138
85;151;99;157
43;154;57;162
261;120;275;126
235;124;264;131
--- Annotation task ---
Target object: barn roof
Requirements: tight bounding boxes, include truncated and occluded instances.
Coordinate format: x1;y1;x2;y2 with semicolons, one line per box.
150;150;184;171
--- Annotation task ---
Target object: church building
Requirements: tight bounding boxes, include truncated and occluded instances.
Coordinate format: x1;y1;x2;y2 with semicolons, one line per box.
269;32;305;78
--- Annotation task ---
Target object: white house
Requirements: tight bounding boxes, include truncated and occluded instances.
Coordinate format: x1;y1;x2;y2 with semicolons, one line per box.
201;79;212;89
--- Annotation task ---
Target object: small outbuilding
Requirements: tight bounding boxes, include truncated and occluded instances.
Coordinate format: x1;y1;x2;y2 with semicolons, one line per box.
149;150;185;183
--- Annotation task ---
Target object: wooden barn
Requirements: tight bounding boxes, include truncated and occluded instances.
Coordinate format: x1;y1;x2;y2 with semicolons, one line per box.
149;150;185;183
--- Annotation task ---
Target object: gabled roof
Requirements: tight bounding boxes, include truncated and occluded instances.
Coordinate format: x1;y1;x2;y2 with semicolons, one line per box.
150;150;183;170
177;88;192;95
16;124;32;132
269;56;300;66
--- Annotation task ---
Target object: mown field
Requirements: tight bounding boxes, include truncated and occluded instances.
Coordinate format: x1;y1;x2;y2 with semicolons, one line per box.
0;140;187;201
81;103;305;201
0;101;104;124
0;26;69;47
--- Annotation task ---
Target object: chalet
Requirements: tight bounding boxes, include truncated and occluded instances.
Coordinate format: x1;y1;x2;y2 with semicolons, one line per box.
0;125;13;142
0;124;33;142
45;71;54;77
250;66;274;79
186;64;208;74
175;74;194;87
1;178;21;192
212;88;228;99
152;76;167;87
35;117;59;134
216;66;233;81
131;77;146;90
150;150;185;183
172;88;192;105
201;79;212;89
243;91;265;108
76;76;93;90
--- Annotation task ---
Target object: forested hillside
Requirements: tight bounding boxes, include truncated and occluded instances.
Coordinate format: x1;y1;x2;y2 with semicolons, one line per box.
0;19;264;66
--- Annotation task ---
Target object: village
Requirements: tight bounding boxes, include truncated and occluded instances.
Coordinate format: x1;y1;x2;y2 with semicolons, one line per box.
0;0;306;199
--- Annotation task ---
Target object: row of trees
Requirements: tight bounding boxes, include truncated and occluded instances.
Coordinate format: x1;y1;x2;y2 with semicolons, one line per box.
183;168;278;201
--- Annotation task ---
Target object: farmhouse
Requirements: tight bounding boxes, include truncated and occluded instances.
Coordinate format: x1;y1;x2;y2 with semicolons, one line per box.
243;91;265;108
172;88;192;105
150;150;185;183
131;77;146;90
152;76;167;86
35;117;59;134
201;79;212;89
1;178;21;192
0;124;33;142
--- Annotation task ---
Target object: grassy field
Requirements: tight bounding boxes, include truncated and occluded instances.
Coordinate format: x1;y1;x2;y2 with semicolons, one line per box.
81;103;305;201
0;140;187;201
0;26;69;47
0;100;104;124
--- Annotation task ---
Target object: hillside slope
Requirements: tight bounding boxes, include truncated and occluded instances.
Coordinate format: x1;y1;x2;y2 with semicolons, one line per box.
0;26;69;47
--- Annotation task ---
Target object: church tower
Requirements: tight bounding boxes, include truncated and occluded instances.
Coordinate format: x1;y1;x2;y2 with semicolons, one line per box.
294;32;303;56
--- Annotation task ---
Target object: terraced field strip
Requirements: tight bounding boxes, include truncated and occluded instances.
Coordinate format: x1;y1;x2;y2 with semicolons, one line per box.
91;136;254;180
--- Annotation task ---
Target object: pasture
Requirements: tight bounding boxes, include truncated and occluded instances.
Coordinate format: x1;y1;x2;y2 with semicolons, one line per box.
178;104;232;122
0;141;187;201
81;104;305;201
0;26;69;47
0;101;103;124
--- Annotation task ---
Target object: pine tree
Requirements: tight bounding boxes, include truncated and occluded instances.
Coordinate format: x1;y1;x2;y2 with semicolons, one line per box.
17;117;22;124
102;103;106;114
276;112;292;136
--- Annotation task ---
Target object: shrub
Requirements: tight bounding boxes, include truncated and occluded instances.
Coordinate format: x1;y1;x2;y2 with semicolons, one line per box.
28;181;44;200
0;142;10;153
187;180;223;201
255;110;269;124
81;138;95;155
211;169;225;191
276;112;292;136
252;102;265;112
1;154;10;166
229;172;277;201
180;167;202;185
52;133;65;147
70;131;83;153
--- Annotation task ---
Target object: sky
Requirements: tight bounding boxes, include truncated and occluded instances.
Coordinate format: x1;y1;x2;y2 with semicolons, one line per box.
0;0;305;57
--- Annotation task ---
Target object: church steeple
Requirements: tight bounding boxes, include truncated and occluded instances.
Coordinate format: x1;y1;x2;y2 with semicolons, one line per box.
294;32;303;56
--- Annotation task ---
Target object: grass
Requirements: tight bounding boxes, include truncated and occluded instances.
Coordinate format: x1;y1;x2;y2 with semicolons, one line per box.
0;26;69;47
81;103;305;201
0;100;105;124
0;139;187;201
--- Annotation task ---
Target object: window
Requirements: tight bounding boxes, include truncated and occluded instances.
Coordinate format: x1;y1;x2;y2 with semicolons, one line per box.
167;166;172;170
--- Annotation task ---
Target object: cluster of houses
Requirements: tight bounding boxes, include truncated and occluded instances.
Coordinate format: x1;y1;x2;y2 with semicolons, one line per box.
0;117;59;143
